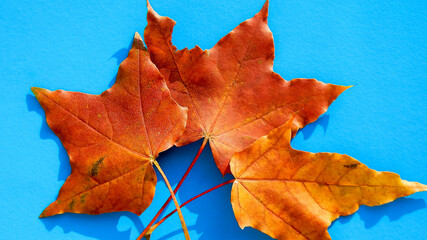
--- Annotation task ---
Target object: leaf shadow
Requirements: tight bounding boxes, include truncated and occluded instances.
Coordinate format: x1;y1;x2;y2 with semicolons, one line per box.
161;143;274;240
329;212;356;229
109;39;134;88
40;211;144;240
111;45;132;66
357;197;426;228
329;197;426;230
146;141;206;240
299;114;330;140
156;226;198;240
154;140;204;187
109;74;118;88
26;94;71;181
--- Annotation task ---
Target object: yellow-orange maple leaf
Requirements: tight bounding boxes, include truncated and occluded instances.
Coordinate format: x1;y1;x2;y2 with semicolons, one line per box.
230;117;427;240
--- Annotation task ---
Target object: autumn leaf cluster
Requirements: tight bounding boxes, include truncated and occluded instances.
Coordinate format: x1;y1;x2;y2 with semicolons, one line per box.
32;1;426;239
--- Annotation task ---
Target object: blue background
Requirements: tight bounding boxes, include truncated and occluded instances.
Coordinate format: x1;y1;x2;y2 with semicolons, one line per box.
1;0;426;239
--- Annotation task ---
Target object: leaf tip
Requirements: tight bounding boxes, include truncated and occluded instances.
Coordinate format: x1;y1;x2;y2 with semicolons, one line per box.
132;32;146;50
412;182;427;192
146;0;152;10
39;208;52;218
30;86;40;93
344;85;354;90
134;32;143;41
31;87;46;98
334;84;353;97
402;180;427;193
259;0;269;20
146;0;159;18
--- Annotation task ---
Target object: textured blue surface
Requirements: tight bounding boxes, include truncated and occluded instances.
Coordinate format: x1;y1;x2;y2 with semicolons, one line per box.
0;0;426;239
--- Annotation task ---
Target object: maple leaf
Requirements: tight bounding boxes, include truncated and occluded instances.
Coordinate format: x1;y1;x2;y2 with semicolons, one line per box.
144;0;350;175
230;117;427;240
33;33;188;217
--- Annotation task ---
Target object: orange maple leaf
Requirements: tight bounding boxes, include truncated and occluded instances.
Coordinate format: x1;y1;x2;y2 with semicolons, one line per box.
230;117;427;240
144;0;350;175
33;33;187;217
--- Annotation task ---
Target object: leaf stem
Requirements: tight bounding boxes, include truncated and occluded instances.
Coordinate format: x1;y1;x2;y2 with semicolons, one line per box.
145;179;235;237
150;160;191;240
138;139;208;239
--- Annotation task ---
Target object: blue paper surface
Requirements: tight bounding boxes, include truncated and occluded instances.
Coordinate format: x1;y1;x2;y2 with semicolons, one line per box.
0;0;426;239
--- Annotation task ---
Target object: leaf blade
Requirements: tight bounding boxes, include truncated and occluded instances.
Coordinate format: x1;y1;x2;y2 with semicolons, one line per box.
34;33;187;217
230;118;427;240
144;1;349;175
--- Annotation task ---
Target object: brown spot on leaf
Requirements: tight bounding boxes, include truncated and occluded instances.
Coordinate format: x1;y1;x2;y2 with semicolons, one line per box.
80;193;88;203
344;163;359;169
90;156;105;176
68;199;76;210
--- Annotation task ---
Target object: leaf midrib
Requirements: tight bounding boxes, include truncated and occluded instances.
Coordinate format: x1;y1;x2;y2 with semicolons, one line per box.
238;178;409;188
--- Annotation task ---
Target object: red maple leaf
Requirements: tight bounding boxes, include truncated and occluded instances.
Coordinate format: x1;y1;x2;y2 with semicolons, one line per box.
33;33;187;217
144;0;350;175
